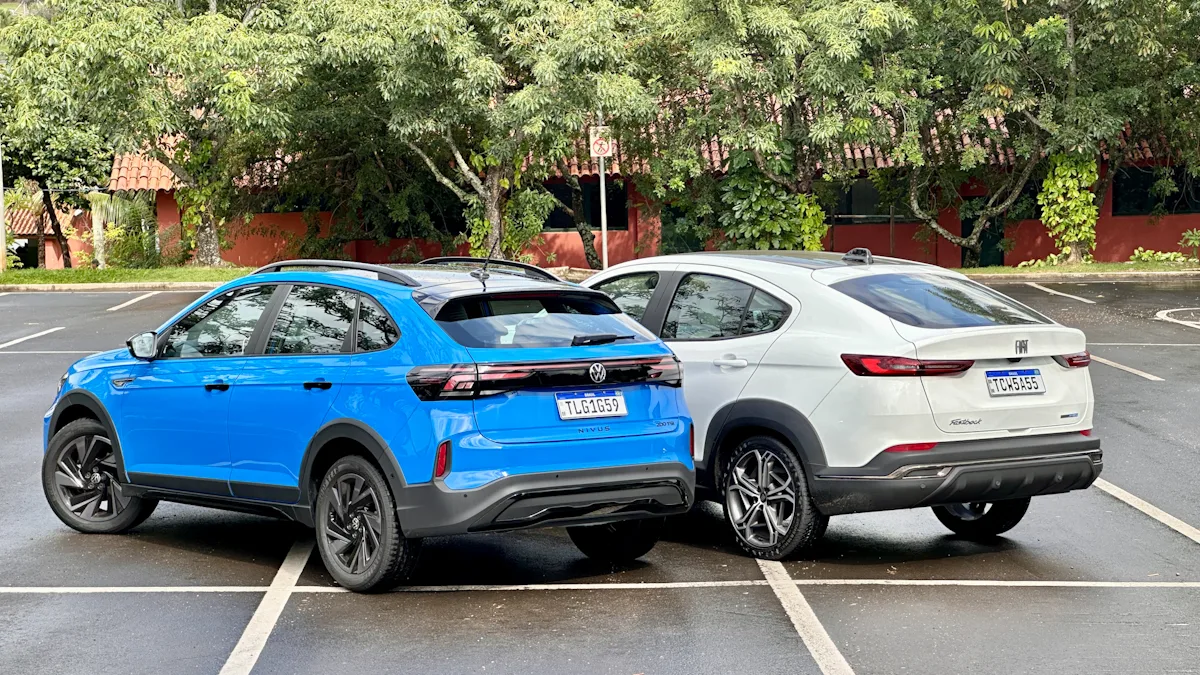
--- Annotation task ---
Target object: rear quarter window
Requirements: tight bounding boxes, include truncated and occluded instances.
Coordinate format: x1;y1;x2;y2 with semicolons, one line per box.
433;292;655;348
831;273;1050;329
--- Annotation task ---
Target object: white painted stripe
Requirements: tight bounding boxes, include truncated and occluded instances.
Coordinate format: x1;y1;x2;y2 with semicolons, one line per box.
758;560;855;675
1091;354;1165;381
0;586;270;594
0;350;99;355
1094;478;1200;546
0;326;65;350
1025;282;1097;304
0;292;9;298
1155;308;1200;331
792;579;1200;588
219;539;313;675
1090;343;1200;347
106;291;159;312
296;580;769;593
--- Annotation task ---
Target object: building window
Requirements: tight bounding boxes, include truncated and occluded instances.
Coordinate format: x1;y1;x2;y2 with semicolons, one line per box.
543;180;629;231
828;178;910;224
1113;166;1200;216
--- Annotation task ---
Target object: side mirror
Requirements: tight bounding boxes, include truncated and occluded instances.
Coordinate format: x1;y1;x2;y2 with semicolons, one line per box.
127;332;158;360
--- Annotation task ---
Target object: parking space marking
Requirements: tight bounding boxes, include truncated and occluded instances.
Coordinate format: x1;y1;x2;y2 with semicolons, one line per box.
105;291;159;311
1094;478;1200;546
1090;343;1200;347
0;326;65;350
758;560;855;675
1155;308;1200;331
0;350;98;355
219;538;313;675
1091;355;1165;381
0;586;271;594
1026;282;1096;304
295;580;770;593
791;579;1200;588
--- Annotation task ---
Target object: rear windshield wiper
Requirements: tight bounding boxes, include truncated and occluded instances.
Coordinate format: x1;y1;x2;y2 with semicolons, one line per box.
571;333;636;346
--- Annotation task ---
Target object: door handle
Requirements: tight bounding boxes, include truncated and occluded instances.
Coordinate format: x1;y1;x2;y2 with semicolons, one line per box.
303;380;333;391
204;381;230;392
713;357;749;368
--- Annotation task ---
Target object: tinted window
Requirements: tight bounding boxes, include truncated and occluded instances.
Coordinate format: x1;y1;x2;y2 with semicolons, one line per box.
741;291;788;335
542;180;629;231
593;272;659;325
265;285;356;355
161;285;275;358
663;274;754;340
832;273;1050;329
357;296;399;352
435;292;654;348
1112;166;1200;216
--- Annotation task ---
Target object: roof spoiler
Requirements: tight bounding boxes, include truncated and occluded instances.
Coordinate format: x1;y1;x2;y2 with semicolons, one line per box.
418;256;561;282
251;259;419;286
842;248;874;265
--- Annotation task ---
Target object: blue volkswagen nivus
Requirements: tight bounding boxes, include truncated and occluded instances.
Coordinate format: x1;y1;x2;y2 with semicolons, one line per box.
42;259;694;592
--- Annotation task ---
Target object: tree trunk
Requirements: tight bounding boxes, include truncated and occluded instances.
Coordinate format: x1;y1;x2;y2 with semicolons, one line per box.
42;191;71;269
193;214;222;266
962;244;981;268
92;213;106;269
37;225;46;269
554;162;602;269
1065;242;1085;264
482;168;505;259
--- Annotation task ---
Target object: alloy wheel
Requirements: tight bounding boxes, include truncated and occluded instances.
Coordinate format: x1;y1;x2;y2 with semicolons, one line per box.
53;434;130;521
943;502;991;521
725;448;796;548
323;473;384;575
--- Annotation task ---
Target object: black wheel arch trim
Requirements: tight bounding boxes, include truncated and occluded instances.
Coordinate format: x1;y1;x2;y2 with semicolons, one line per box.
49;391;129;483
700;398;828;490
297;418;408;515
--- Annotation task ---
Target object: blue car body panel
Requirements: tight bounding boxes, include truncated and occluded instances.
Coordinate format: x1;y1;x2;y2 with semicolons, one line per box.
45;267;695;532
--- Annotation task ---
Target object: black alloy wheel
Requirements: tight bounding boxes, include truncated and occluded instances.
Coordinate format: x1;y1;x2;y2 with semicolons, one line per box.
932;497;1031;539
43;419;157;533
721;435;827;560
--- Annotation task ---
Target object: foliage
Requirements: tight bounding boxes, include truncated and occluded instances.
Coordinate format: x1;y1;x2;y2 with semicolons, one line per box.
1016;248;1093;268
1128;247;1188;264
82;191;164;269
1180;229;1200;261
0;266;248;285
1037;155;1099;263
716;160;827;251
3;226;21;269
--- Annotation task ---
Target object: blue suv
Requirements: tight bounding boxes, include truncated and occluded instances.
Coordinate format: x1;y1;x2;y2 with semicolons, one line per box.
42;259;695;592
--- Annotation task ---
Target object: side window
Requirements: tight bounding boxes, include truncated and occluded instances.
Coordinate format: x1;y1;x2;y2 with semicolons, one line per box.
663;274;754;340
265;285;356;355
357;295;399;352
593;272;659;325
741;290;789;335
161;285;275;359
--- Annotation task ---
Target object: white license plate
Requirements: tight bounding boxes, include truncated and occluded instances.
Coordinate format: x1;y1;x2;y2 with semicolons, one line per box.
985;369;1046;397
555;390;628;420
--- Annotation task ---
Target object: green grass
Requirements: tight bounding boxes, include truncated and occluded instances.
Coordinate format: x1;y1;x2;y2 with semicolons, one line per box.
0;267;251;285
957;261;1200;275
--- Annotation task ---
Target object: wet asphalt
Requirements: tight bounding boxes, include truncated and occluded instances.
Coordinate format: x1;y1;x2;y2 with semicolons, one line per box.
0;281;1198;675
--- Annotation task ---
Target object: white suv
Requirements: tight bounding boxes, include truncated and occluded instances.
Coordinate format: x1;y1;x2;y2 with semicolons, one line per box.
583;249;1102;559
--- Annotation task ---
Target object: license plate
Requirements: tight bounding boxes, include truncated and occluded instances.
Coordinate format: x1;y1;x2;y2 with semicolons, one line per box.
555;390;628;420
985;369;1046;397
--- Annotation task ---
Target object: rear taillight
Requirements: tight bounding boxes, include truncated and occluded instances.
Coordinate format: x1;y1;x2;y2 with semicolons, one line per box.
1054;351;1091;368
689;424;696;459
433;440;451;478
406;364;480;399
407;356;682;400
1080;429;1092;437
841;354;974;377
884;442;939;453
648;355;683;387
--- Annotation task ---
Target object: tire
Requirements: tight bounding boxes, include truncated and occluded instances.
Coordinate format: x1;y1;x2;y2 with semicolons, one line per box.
722;435;827;560
42;419;157;534
568;517;665;563
932;498;1031;539
314;455;421;593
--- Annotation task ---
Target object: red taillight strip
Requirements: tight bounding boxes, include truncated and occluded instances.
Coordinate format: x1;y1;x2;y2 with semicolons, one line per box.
885;442;938;453
1054;351;1091;368
407;355;682;400
433;440;451;478
841;354;974;377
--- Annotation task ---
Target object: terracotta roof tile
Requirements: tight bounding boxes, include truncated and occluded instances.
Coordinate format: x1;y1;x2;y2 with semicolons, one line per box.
5;209;90;236
109;153;177;192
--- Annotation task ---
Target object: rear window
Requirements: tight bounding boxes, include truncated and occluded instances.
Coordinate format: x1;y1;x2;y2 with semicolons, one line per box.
434;292;656;348
831;273;1050;329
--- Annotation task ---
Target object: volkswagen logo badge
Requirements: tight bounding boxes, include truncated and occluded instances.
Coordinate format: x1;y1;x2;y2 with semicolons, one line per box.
588;362;606;384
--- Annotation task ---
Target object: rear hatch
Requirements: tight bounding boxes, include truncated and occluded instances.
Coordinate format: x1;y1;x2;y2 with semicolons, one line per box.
426;288;683;444
827;271;1091;434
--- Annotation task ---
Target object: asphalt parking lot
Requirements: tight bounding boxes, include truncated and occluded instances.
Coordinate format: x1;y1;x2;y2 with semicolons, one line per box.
1;281;1198;675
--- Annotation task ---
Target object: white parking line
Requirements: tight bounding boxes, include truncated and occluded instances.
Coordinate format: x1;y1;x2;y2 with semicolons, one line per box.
106;291;159;312
219;539;313;675
1090;343;1200;347
0;326;65;350
1155;308;1200;331
758;560;855;675
1094;478;1200;546
1091;355;1165;381
0;586;271;594
1026;282;1096;304
791;579;1200;588
0;350;98;355
297;580;769;593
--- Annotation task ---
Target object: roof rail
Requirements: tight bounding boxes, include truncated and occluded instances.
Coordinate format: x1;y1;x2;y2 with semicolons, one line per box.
417;256;561;282
842;247;874;265
251;259;420;286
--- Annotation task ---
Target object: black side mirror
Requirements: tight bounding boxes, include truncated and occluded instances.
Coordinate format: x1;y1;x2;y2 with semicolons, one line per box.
127;332;157;360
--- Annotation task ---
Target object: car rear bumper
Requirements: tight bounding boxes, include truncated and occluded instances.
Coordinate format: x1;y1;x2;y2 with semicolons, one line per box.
394;462;696;537
809;432;1102;516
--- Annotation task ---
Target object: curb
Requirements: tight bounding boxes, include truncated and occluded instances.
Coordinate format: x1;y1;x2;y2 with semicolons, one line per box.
965;270;1200;283
0;281;224;292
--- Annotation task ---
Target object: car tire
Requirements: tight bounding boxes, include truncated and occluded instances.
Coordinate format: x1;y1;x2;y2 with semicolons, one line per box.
568;517;665;563
42;419;157;534
722;435;827;560
314;455;421;593
931;498;1031;539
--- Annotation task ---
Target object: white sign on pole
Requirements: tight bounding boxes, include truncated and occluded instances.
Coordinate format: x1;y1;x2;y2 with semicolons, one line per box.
589;126;613;158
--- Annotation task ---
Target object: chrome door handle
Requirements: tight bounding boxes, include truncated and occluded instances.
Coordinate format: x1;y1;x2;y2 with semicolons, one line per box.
713;358;748;368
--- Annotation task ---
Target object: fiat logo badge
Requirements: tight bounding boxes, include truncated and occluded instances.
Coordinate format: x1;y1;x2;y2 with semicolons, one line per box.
588;363;606;383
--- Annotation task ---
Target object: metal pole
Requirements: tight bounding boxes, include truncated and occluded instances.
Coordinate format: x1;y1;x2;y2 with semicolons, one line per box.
597;109;610;269
0;139;6;274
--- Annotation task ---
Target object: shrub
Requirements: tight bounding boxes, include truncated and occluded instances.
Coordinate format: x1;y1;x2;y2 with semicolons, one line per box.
1128;247;1188;263
1037;155;1099;263
1180;229;1200;261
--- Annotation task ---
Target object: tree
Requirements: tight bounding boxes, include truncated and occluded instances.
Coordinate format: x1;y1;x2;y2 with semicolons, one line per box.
305;0;657;260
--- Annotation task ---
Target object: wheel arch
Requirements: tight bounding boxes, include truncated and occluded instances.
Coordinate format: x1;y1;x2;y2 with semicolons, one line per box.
701;398;828;491
49;391;128;482
298;419;408;522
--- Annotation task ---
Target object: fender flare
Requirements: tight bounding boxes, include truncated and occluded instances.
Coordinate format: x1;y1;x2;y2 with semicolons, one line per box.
297;418;408;512
701;398;828;489
49;391;129;482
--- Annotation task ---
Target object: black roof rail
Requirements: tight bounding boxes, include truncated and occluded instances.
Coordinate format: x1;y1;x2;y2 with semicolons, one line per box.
417;256;561;282
251;259;420;286
842;247;874;265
